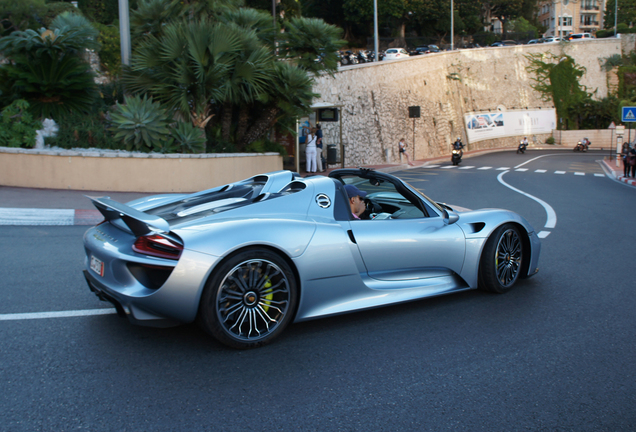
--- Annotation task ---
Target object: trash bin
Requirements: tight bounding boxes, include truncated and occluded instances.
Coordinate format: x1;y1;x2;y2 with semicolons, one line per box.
327;144;338;164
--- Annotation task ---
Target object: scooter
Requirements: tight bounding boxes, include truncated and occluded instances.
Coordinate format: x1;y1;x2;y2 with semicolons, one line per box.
451;147;463;165
574;141;588;152
517;141;527;154
339;51;358;66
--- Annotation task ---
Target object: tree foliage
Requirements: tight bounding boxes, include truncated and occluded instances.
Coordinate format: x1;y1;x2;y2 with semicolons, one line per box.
0;12;99;119
604;0;636;30
125;0;343;150
526;52;592;130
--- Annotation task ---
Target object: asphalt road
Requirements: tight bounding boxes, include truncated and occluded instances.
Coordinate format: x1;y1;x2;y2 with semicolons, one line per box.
1;150;635;431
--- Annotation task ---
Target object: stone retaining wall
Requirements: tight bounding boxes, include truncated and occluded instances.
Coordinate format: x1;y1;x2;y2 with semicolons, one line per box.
0;148;282;192
314;39;622;166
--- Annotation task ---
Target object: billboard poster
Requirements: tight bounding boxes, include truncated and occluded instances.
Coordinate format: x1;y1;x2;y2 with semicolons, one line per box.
464;109;556;143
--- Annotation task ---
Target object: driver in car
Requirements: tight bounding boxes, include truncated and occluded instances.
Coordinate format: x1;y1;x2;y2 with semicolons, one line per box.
344;184;368;220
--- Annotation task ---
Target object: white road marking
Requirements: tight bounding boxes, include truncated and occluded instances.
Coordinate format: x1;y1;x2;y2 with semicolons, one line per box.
458;166;474;169
574;172;585;176
441;165;457;169
0;208;75;226
535;169;547;173
0;309;117;321
424;165;440;168
538;231;551;238
515;168;528;172
478;166;492;170
555;171;566;174
496;167;510;171
594;173;605;177
497;171;557;229
514;153;555;169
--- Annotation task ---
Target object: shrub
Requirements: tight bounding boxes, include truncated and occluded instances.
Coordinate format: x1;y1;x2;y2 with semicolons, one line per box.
47;110;118;149
94;23;122;77
0;100;42;148
109;94;172;152
546;136;555;144
170;122;206;153
42;2;81;27
0;14;100;120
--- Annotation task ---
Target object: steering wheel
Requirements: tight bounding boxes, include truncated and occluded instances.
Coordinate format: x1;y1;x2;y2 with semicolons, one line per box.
365;198;382;214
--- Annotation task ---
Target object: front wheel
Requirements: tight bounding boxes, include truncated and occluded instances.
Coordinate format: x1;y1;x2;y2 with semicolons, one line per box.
198;248;298;349
479;224;524;293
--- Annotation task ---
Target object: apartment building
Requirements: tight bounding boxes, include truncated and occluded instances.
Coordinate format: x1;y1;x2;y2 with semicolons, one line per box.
537;0;606;37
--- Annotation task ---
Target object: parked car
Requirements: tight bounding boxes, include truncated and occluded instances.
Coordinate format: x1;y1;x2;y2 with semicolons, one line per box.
81;168;541;349
384;48;410;60
568;33;595;41
527;39;544;44
491;40;518;47
543;36;565;43
411;45;441;55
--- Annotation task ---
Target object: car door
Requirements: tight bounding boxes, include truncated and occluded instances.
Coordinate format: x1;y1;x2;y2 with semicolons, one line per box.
348;216;466;282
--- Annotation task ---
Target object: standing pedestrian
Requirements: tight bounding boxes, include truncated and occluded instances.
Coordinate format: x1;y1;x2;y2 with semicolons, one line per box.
315;124;324;172
398;138;414;166
305;127;318;174
629;145;636;178
621;142;630;177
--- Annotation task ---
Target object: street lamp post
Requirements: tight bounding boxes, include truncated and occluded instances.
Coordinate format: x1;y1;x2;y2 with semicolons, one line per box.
118;0;131;66
614;0;618;37
373;0;379;61
450;0;454;50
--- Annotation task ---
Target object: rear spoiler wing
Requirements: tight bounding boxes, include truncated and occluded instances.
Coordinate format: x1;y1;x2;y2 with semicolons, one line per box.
87;196;170;237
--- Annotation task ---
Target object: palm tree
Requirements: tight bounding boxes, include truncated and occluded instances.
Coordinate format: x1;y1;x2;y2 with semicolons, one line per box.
0;12;99;119
125;19;264;130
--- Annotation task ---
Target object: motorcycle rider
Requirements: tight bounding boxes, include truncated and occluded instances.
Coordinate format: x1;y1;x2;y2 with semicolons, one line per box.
453;137;464;151
582;137;590;150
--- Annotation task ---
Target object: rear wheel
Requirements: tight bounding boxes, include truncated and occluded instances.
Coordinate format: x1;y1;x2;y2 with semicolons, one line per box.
198;248;297;349
479;224;524;293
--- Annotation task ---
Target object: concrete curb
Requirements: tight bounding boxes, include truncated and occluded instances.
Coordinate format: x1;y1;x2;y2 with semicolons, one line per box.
600;159;636;188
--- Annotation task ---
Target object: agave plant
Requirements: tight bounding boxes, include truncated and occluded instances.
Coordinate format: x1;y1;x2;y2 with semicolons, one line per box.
170;121;207;153
109;95;172;152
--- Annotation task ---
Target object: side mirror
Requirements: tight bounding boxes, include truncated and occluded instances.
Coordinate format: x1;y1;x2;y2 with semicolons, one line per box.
443;209;459;225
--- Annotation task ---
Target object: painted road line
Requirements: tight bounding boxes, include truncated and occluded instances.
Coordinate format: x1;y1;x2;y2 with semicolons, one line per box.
441;165;457;169
0;309;117;321
477;166;492;170
0;208;75;225
0;209;102;226
514;154;555;169
458;166;474;169
496;167;510;171
574;172;585;176
535;169;547;173
555;171;566;175
424;165;440;168
497;171;557;230
538;231;551;238
594;173;605;177
515;168;529;172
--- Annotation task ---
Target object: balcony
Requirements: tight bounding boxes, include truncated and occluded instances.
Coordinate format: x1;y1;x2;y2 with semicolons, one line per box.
581;6;600;11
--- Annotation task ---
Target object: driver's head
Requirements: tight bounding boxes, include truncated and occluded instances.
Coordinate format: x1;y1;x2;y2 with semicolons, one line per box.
344;185;367;218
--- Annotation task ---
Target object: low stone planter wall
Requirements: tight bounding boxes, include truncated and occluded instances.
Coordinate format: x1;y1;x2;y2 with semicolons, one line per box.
0;148;283;193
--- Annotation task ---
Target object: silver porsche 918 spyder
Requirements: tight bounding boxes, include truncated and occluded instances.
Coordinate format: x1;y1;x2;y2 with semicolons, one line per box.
83;168;540;349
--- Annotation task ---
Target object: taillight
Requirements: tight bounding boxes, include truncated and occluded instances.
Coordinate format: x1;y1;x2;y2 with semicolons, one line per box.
133;234;183;260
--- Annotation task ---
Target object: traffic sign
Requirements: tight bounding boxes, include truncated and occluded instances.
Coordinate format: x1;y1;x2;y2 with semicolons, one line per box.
622;106;636;122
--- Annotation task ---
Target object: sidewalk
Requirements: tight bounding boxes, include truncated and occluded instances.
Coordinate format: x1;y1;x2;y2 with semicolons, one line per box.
600;157;636;187
1;147;633;226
